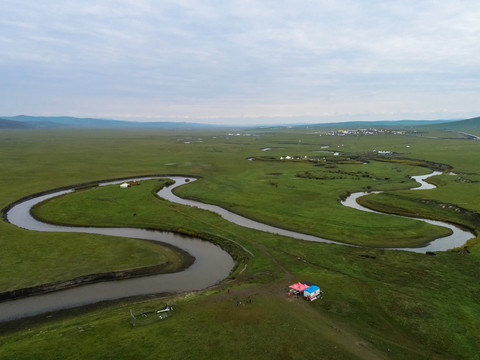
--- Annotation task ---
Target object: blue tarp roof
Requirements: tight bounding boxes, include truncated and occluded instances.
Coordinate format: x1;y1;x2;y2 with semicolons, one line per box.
304;285;320;293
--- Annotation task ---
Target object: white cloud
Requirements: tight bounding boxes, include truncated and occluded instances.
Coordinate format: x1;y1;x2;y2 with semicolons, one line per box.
0;0;479;123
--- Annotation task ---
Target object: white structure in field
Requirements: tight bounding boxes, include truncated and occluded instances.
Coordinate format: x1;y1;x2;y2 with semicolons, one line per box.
303;285;321;301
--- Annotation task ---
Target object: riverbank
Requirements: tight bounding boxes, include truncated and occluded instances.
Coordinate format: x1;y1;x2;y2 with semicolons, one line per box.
1;177;235;322
341;172;475;251
0;258;194;303
0;175;204;294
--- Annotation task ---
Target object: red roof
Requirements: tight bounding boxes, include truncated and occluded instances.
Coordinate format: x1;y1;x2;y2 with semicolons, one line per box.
289;282;309;291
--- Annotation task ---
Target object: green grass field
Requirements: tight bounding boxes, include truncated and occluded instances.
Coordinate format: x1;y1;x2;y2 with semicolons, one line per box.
1;128;479;359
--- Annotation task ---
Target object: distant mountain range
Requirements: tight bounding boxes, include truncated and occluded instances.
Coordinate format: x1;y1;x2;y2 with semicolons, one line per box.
0;115;225;130
0;115;479;132
0;118;31;129
423;116;480;132
289;119;455;129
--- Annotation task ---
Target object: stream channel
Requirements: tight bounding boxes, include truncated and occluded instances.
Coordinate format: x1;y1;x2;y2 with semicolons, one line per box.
1;173;474;322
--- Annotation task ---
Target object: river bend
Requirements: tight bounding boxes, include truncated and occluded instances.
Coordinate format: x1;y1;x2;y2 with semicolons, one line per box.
341;172;473;252
162;173;473;253
2;172;474;322
1;177;234;322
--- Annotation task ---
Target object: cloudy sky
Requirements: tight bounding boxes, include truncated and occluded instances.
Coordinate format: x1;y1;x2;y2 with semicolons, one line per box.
1;1;479;124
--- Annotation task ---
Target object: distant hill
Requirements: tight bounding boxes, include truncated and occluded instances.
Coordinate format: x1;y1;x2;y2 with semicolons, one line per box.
419;116;480;136
441;116;480;130
0;118;31;129
256;119;454;131
1;115;475;131
0;115;227;130
303;119;453;129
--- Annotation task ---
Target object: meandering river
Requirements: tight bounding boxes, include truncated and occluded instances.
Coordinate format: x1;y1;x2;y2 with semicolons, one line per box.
341;172;473;252
1;172;474;322
1;177;234;322
162;174;473;253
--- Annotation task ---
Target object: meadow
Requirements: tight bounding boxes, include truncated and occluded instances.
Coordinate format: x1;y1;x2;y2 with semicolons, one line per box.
0;127;479;359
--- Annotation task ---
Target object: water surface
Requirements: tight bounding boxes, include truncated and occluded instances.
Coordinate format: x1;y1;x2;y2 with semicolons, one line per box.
2;177;234;322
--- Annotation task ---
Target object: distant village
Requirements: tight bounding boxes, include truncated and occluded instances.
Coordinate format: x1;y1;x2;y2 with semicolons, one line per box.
319;128;412;136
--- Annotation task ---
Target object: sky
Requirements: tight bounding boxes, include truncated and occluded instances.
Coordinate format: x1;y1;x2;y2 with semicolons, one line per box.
1;1;480;125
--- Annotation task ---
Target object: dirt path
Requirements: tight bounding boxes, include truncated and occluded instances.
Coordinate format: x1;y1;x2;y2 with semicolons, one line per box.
250;241;294;280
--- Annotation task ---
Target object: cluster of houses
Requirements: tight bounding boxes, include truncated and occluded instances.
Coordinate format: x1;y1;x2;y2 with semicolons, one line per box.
321;128;408;136
288;282;323;301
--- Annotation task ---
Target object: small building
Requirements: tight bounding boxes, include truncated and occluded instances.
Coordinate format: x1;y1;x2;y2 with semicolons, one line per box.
303;285;322;301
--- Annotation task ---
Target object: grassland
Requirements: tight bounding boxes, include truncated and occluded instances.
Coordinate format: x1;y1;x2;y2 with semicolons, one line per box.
1;127;479;359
